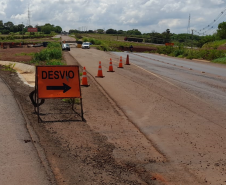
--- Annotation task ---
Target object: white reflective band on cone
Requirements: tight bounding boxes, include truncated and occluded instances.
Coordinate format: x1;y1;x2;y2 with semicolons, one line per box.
83;75;87;77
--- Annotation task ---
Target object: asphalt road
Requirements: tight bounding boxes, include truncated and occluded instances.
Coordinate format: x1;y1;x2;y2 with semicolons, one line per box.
114;52;226;77
113;52;226;111
0;77;51;185
62;34;226;184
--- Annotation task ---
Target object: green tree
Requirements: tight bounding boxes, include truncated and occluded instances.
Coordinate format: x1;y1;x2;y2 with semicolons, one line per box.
4;21;14;30
55;26;62;33
0;20;3;31
106;28;117;34
217;22;226;39
35;25;42;32
41;25;52;34
127;29;141;35
97;29;104;34
117;30;125;34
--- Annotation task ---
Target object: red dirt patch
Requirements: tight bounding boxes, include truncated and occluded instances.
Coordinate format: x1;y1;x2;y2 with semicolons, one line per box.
0;46;44;62
217;46;226;50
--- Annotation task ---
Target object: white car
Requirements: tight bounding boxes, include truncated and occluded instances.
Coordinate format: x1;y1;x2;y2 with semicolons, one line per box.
82;42;90;49
62;43;70;51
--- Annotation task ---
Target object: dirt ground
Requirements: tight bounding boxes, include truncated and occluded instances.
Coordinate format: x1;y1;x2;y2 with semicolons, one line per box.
0;47;44;63
0;49;169;184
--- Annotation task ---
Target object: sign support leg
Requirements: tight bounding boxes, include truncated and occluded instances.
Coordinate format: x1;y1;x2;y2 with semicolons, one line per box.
80;98;84;121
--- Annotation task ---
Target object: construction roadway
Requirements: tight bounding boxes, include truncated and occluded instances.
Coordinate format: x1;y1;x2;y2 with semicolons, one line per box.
0;35;226;184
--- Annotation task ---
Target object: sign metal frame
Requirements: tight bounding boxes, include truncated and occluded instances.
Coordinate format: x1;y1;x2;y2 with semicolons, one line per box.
34;65;84;122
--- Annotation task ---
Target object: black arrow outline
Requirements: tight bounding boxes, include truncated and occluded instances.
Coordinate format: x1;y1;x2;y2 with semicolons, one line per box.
46;83;71;93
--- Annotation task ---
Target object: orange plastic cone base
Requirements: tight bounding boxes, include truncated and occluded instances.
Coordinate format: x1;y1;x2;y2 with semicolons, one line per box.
125;54;130;65
81;67;90;87
107;59;115;72
96;62;105;78
118;57;124;68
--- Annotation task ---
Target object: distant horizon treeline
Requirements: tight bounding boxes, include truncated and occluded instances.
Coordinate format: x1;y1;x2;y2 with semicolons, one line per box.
2;19;226;48
69;28;142;35
0;20;62;34
69;22;226;47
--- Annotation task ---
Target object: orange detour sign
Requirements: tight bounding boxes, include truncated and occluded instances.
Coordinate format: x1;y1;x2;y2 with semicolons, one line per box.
36;66;81;99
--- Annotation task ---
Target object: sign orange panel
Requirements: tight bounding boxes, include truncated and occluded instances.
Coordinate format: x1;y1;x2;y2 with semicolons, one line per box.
165;43;174;46
37;66;81;99
28;28;38;32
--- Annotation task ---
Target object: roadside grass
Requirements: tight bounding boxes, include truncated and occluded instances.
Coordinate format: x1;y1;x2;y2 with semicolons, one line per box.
1;63;16;72
0;34;60;44
15;52;35;56
80;34;156;51
202;40;226;49
157;44;226;64
46;59;65;65
62;98;80;104
85;34;125;41
212;57;226;64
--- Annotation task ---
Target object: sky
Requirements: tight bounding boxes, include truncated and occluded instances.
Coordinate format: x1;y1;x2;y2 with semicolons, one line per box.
0;0;226;34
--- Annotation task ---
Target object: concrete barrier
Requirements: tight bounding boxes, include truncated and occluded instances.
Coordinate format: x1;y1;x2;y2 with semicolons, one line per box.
0;61;35;87
0;61;35;73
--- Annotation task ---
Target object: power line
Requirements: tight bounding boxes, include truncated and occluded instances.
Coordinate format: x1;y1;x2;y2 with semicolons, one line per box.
194;7;226;35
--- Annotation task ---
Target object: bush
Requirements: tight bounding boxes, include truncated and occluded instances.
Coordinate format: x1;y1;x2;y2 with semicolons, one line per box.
83;37;88;42
47;42;61;49
33;48;62;61
212;57;226;64
173;49;184;57
205;49;225;61
97;44;110;51
31;42;62;64
46;59;64;65
157;46;174;55
88;38;102;45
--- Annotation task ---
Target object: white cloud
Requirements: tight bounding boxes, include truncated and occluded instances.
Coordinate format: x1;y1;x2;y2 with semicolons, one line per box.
158;19;182;28
0;0;226;34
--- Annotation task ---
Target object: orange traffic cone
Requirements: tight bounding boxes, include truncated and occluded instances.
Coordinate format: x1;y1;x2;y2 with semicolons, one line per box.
118;56;123;68
81;67;90;87
107;58;115;72
125;54;130;65
96;61;105;78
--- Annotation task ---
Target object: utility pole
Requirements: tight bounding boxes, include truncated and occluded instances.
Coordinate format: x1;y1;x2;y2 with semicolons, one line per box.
187;14;191;34
192;29;194;48
22;22;24;41
187;14;191;47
